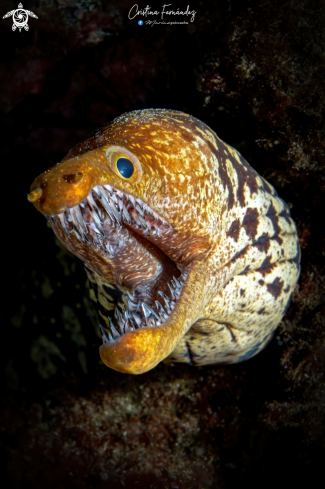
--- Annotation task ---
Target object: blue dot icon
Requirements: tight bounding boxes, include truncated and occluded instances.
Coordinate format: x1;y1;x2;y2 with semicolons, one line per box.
138;20;143;25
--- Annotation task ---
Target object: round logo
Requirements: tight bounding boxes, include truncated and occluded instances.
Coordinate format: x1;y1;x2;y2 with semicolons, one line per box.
13;9;29;31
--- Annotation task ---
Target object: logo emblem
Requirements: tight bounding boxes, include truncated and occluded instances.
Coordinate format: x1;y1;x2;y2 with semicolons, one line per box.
3;3;38;32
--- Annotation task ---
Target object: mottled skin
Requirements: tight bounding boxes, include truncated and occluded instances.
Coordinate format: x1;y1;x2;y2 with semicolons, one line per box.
29;109;300;374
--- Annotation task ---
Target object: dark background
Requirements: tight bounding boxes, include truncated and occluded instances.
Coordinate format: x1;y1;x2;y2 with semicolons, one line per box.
1;0;325;488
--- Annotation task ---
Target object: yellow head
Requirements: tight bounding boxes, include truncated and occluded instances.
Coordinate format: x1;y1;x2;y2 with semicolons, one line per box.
29;109;223;374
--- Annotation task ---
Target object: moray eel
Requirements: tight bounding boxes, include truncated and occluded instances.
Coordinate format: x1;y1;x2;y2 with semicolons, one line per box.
28;109;300;374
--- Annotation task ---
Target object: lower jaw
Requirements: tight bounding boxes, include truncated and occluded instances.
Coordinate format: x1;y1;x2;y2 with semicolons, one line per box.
99;299;187;374
99;260;208;374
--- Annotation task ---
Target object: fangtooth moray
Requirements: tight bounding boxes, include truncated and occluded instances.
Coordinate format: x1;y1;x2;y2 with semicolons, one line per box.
28;109;300;374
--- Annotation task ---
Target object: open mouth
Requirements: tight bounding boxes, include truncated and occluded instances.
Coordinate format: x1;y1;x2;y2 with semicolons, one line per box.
48;184;186;345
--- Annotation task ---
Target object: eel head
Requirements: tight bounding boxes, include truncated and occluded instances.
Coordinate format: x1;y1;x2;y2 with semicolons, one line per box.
28;110;217;374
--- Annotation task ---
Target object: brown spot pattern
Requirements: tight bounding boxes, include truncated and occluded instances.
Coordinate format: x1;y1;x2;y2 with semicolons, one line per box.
266;201;277;217
207;141;235;210
268;215;282;236
267;277;284;299
232;154;259;207
259;263;276;277
227;219;241;242
273;235;283;245
253;238;271;254
242;207;259;240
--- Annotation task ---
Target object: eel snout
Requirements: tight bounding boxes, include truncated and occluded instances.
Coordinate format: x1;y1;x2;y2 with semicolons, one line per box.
28;148;110;216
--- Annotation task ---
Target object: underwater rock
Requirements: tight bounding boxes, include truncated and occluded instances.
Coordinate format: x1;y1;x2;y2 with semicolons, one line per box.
199;0;325;173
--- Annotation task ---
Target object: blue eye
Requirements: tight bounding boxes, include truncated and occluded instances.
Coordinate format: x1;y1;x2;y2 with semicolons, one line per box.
116;158;134;178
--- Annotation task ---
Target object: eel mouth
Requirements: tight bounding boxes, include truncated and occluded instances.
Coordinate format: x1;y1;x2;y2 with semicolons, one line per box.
47;183;195;373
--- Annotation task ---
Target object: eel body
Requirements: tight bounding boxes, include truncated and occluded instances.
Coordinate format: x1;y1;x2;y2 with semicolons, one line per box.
28;109;300;374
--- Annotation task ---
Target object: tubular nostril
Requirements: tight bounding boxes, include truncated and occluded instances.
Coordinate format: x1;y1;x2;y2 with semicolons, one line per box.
27;188;43;203
63;172;83;184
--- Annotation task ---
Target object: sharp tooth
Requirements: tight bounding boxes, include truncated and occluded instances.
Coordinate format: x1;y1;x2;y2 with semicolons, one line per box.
76;205;89;232
158;291;172;309
110;191;119;206
141;302;151;318
89;228;102;248
129;195;136;208
116;309;123;322
141;303;159;321
135;204;145;218
93;186;102;199
130;210;143;228
87;192;104;222
80;200;86;208
86;221;102;234
137;214;148;228
173;276;181;288
99;194;118;224
131;311;142;327
124;321;132;333
108;318;120;339
99;238;107;253
116;308;126;330
127;291;135;301
86;198;105;234
155;300;166;315
104;184;113;193
117;198;124;212
123;311;135;332
158;291;170;303
91;211;105;235
122;207;131;224
125;295;137;310
174;289;181;299
71;205;88;235
107;197;122;224
92;191;104;219
71;227;83;242
57;213;70;236
116;189;123;198
145;219;151;232
50;215;57;227
102;186;119;207
99;325;110;345
65;210;72;222
168;283;176;299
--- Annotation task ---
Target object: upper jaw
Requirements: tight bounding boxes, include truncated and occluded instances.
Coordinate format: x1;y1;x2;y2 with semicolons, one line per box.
48;182;172;254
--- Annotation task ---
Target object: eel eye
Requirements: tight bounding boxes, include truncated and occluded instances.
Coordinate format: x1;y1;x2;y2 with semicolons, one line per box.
106;146;143;183
116;158;134;178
